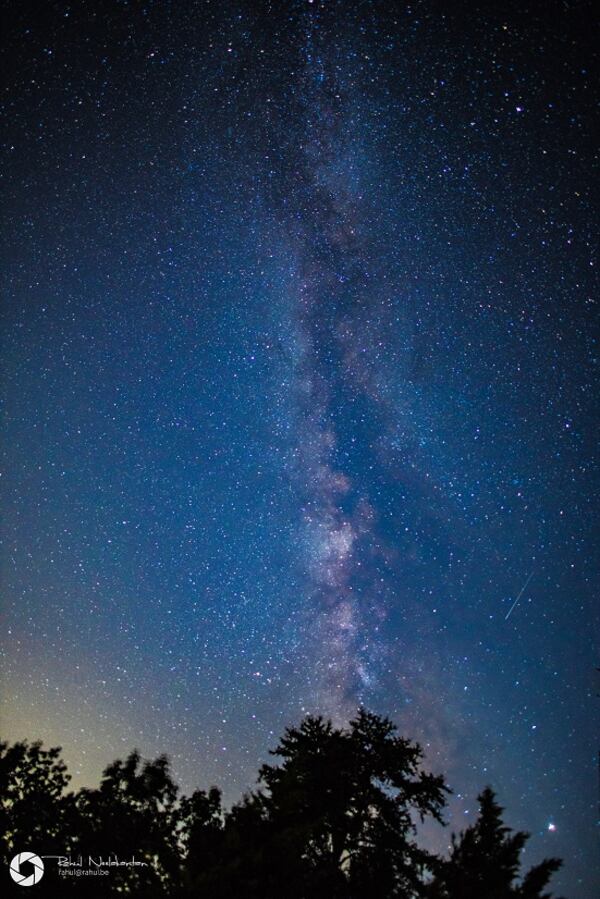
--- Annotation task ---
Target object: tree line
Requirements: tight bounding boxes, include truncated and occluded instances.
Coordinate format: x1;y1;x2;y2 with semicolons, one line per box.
1;708;563;897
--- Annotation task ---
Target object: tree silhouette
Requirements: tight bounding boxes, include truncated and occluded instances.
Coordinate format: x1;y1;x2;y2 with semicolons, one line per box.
178;785;225;895
425;786;563;899
195;793;274;898
0;715;565;898
0;739;74;858
237;707;450;898
75;750;181;897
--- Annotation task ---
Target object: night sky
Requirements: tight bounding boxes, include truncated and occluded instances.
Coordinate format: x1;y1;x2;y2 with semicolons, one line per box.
1;1;598;894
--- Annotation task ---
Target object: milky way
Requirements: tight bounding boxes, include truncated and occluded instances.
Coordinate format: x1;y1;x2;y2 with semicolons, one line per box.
1;2;598;896
270;41;382;717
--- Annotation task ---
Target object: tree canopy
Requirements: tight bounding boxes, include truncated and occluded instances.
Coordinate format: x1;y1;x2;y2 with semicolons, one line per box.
0;711;563;897
425;787;562;899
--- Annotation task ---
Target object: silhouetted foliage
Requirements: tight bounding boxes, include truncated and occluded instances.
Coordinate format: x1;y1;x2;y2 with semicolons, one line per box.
425;787;563;899
250;708;449;898
0;739;75;857
178;786;225;894
74;750;181;896
1;713;565;898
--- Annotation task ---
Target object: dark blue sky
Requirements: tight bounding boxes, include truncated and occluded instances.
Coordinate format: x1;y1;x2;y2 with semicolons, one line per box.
1;1;598;895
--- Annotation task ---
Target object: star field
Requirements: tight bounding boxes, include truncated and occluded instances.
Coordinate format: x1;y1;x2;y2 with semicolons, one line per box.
1;1;598;895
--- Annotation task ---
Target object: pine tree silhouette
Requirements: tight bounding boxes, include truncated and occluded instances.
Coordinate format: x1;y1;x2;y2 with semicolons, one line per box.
426;786;563;899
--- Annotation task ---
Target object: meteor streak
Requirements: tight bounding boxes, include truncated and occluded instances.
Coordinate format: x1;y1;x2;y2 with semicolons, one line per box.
505;571;534;621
